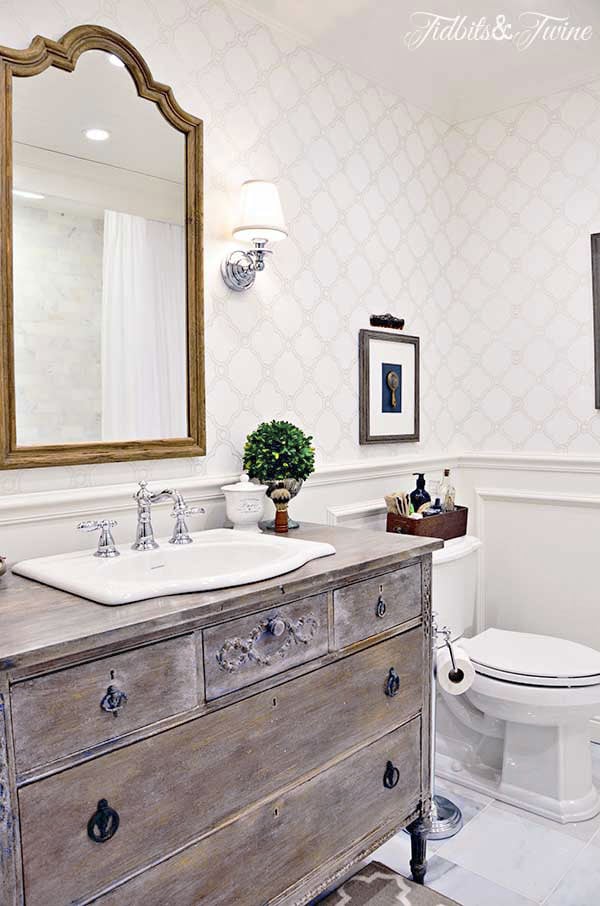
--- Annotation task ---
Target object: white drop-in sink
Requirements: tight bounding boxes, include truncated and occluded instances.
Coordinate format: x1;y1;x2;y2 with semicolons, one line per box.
12;529;336;606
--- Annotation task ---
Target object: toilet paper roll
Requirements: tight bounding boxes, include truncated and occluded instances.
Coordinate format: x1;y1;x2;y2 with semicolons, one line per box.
436;645;475;696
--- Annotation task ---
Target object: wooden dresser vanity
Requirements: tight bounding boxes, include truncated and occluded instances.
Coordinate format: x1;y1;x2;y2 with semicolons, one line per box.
0;524;441;906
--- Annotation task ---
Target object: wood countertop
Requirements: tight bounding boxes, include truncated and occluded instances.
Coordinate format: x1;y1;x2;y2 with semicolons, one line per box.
0;523;442;675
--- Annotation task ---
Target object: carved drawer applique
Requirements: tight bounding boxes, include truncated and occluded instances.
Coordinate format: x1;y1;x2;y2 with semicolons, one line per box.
203;593;329;699
216;614;319;673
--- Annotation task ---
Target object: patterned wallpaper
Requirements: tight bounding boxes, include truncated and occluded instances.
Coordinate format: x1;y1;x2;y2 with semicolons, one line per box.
2;0;600;499
0;0;451;496
440;82;600;454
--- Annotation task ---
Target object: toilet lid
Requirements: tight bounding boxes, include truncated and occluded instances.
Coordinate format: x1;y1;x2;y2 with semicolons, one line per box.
462;628;600;688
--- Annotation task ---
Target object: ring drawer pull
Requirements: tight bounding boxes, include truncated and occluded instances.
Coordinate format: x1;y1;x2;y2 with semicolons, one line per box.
376;595;387;618
385;667;400;698
383;760;400;790
100;684;128;716
87;799;120;843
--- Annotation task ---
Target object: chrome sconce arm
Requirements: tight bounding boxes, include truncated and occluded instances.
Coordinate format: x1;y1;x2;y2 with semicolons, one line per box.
221;239;272;292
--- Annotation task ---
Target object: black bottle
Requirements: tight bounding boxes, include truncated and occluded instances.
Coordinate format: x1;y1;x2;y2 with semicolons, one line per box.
410;473;431;512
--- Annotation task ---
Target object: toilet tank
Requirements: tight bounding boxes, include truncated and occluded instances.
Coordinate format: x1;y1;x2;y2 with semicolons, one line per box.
431;535;481;641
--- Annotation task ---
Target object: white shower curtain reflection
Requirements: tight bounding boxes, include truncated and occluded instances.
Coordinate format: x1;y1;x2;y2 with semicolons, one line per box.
101;210;187;441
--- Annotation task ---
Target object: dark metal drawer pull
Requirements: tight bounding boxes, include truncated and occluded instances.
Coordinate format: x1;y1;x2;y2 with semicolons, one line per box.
385;667;400;697
100;684;128;716
87;799;120;843
376;595;387;618
383;760;400;789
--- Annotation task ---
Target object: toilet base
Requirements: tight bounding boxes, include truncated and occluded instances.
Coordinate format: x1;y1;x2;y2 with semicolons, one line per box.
436;751;600;824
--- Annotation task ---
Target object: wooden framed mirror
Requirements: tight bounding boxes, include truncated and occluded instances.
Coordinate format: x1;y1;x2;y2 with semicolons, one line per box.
0;25;204;468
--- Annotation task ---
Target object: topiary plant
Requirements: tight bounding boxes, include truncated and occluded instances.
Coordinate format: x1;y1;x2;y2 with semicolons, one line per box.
243;420;315;484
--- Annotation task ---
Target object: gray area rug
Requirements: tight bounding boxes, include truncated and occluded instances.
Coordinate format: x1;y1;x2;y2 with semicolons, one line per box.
319;862;461;906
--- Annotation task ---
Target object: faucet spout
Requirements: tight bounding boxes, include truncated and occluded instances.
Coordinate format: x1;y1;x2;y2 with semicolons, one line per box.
132;482;203;550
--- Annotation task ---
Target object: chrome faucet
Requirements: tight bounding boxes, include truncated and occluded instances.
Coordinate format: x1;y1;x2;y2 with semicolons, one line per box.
132;481;204;550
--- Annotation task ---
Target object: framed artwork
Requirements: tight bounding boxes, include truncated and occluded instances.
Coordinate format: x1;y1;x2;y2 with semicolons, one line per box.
359;329;420;443
591;233;600;408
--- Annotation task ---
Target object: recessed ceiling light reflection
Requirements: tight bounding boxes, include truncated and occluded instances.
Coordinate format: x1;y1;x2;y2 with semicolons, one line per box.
83;128;111;142
13;189;45;200
108;54;125;68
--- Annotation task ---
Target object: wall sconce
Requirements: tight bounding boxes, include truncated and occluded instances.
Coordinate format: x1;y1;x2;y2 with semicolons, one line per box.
221;180;287;292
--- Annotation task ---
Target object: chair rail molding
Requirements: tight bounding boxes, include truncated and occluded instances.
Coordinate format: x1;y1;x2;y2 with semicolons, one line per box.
0;453;453;562
459;452;600;474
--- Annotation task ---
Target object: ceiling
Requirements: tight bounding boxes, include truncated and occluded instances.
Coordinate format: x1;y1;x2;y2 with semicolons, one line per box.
12;49;184;222
231;0;600;123
13;49;184;183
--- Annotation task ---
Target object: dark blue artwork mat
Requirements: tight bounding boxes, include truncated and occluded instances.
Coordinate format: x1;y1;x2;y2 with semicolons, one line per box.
382;363;402;413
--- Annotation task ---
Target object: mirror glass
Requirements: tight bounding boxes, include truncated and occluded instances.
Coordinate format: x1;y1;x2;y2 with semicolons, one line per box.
11;50;187;446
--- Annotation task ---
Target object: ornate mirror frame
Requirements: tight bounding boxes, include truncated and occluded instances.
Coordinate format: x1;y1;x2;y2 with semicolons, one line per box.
0;25;205;468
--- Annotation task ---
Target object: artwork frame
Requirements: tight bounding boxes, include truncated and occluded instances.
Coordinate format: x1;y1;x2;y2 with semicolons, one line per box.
591;233;600;408
359;329;420;444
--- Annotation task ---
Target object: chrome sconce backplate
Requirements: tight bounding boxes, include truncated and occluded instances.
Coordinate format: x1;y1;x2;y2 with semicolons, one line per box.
221;240;272;292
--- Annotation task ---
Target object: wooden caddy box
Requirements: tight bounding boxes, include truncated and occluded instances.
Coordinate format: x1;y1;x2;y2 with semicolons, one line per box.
386;506;468;542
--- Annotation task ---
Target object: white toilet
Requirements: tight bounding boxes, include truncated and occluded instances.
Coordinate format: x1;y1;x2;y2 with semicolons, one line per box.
433;535;600;824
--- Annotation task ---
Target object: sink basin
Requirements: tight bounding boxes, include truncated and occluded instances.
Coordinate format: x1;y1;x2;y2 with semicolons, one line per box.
12;529;336;606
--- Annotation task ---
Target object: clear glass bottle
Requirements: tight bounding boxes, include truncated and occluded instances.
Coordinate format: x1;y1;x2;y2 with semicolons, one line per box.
439;468;456;512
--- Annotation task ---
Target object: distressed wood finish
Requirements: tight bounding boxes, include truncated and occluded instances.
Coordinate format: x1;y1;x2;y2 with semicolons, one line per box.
0;25;205;469
0;680;20;906
11;635;199;773
96;720;421;906
333;562;422;649
204;592;329;699
0;523;437;904
18;630;423;906
0;524;441;675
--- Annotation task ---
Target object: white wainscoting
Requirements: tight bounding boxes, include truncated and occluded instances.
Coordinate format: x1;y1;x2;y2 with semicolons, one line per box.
326;452;600;742
0;454;453;563
460;453;600;743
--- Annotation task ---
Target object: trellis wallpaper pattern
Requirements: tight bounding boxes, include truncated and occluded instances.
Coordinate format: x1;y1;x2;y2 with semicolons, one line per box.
2;0;600;500
1;0;451;496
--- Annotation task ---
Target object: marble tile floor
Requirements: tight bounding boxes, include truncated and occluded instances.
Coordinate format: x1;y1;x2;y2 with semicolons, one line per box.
370;743;600;905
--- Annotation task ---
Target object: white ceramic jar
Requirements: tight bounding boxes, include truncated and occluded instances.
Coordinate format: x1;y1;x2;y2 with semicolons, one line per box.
221;473;268;532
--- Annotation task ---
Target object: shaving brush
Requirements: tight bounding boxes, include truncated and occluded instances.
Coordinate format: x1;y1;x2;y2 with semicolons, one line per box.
271;486;291;534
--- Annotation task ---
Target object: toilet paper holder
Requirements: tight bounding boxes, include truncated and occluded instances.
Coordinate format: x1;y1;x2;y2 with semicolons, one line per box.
437;624;465;686
406;615;464;843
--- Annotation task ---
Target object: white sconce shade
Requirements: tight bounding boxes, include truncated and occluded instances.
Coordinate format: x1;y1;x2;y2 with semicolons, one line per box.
232;180;287;243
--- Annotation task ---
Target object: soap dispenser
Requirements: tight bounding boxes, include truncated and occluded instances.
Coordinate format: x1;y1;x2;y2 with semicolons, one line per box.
410;473;431;512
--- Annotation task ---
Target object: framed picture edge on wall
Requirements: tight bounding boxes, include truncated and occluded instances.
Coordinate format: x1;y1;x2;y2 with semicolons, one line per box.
591;233;600;409
359;328;420;444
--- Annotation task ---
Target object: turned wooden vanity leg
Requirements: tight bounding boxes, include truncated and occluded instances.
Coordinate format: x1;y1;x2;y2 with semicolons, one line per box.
407;818;428;885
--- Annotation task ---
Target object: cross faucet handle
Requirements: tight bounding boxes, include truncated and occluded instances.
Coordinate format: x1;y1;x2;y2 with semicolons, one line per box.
77;520;120;558
169;498;205;545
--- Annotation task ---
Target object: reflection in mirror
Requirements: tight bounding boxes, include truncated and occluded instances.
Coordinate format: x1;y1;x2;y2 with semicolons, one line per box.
12;49;187;446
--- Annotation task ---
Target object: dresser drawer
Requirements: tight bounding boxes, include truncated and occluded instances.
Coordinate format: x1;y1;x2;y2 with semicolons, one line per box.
333;563;422;649
203;592;329;699
97;718;421;905
18;628;423;906
12;635;199;773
